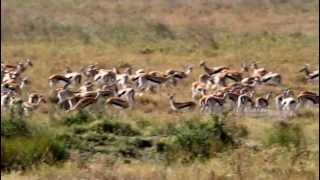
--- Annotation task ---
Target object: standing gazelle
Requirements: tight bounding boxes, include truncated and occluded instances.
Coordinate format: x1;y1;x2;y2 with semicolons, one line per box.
49;74;71;89
67;91;102;112
236;92;255;113
296;91;319;108
169;94;196;112
255;92;272;112
299;64;319;83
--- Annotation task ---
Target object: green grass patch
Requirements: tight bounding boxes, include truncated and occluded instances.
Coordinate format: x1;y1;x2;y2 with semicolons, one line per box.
264;121;305;148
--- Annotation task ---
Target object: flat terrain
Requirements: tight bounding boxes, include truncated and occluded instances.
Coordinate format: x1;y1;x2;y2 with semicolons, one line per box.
1;0;319;179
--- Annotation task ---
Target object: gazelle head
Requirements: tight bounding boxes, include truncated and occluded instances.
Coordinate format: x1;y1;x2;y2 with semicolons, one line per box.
299;64;309;73
40;96;47;104
112;67;120;74
241;63;249;72
283;89;294;97
250;62;259;69
20;77;30;89
11;70;20;78
25;59;33;67
87;64;96;70
169;94;175;100
199;74;210;83
95;90;102;99
248;90;255;98
199;60;206;67
186;65;194;74
65;67;72;73
135;69;145;75
124;67;132;75
265;92;273;100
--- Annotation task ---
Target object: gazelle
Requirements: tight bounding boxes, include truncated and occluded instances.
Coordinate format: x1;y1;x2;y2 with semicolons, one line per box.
1;90;15;110
241;76;259;86
169;94;196;112
191;74;211;99
22;94;47;116
68;91;102;111
80;65;99;80
224;69;243;82
236;92;255;113
275;94;285;111
165;65;193;77
1;82;23;95
106;97;130;109
2;59;33;74
255;92;272;112
64;70;82;86
296;91;319;108
299;64;319;83
224;91;240;108
277;89;297;114
199;60;229;76
78;81;95;93
199;92;227;113
137;74;173;93
211;72;228;87
250;62;268;78
116;74;131;89
260;72;282;85
280;97;298;114
94;70;117;86
55;87;76;108
275;89;293;111
165;65;193;85
117;88;135;107
48;74;71;89
2;71;21;84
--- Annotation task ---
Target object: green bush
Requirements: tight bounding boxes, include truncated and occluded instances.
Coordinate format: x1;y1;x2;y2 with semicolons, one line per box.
98;120;140;136
173;116;234;161
1;118;30;138
1;132;68;171
265;122;303;148
1;116;68;171
63;111;91;126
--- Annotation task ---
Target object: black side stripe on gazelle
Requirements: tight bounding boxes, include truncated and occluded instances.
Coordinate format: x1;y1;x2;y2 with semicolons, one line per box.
112;101;126;106
145;76;165;84
303;96;319;104
176;102;195;109
225;74;239;82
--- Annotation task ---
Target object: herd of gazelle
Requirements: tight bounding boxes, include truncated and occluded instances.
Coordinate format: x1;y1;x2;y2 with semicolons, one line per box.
1;59;319;116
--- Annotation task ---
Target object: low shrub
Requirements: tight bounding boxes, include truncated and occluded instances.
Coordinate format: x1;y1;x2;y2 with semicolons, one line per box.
1;116;68;171
63;111;91;126
172;116;234;161
1;132;68;171
98;120;140;136
1;118;30;138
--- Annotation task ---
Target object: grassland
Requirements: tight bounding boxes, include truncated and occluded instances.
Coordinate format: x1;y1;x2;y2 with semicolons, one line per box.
1;0;319;179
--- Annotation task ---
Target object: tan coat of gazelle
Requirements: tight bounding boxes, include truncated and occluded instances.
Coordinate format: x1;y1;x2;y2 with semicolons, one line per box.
169;94;196;112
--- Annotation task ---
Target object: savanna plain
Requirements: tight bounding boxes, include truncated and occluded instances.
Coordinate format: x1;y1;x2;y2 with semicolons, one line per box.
1;0;319;179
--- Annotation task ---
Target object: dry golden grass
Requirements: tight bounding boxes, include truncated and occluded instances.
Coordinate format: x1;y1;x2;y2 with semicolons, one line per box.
1;0;319;179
